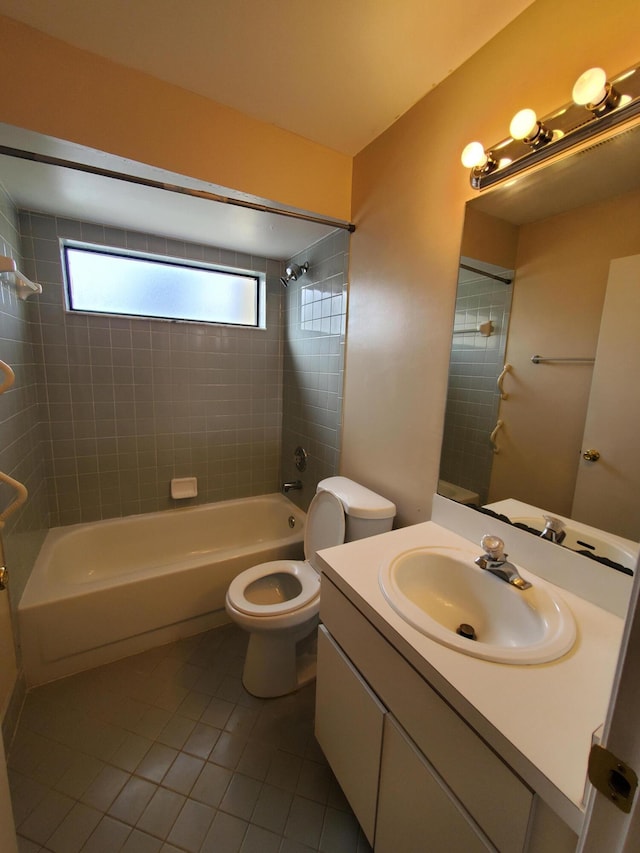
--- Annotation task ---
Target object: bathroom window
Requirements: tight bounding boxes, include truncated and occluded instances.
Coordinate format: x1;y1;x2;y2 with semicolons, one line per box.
62;242;264;327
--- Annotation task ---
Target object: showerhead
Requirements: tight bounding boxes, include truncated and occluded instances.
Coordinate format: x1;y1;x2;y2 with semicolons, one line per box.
279;261;309;287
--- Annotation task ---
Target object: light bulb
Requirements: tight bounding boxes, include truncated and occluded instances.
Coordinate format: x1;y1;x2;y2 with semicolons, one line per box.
573;67;607;106
460;141;488;169
510;109;538;141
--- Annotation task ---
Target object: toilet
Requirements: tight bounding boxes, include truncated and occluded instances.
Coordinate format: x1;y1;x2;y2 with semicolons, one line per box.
225;476;396;697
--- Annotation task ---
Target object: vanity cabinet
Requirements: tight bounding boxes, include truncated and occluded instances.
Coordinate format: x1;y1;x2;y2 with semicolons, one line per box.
315;626;385;844
377;715;493;852
316;575;578;853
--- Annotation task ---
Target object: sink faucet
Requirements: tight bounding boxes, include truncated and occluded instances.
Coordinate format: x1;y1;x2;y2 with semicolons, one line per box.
540;515;566;545
281;480;303;493
475;535;532;590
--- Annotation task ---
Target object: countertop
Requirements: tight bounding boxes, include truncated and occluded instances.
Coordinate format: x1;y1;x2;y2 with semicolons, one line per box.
317;520;625;834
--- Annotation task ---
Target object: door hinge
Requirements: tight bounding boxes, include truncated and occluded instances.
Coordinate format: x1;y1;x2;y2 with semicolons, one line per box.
588;744;638;813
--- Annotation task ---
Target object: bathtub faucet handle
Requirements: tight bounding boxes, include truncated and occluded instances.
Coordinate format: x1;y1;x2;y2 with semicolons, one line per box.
281;480;303;493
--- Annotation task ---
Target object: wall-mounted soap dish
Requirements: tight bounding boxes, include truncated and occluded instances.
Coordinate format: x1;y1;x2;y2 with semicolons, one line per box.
0;256;42;300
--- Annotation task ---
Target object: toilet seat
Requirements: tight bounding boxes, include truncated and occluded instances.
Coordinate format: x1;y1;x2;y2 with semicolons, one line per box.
226;559;320;617
226;490;345;618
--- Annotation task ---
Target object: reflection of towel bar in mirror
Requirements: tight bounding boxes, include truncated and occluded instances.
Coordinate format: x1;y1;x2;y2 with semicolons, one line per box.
0;470;28;529
453;320;494;337
0;360;15;395
0;255;42;300
489;419;504;454
531;355;595;364
497;363;512;399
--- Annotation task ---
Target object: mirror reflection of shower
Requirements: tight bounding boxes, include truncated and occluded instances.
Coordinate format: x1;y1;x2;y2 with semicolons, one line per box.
280;261;309;287
439;257;514;505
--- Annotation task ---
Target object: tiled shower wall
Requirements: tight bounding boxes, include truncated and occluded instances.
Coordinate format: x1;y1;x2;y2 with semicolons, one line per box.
280;231;348;511
0;189;49;597
19;212;285;526
439;264;512;504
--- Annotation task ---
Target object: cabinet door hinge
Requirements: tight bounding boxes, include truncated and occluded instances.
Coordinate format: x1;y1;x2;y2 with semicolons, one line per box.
588;744;638;813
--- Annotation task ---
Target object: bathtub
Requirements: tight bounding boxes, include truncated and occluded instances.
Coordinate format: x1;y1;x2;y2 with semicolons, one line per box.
19;494;305;686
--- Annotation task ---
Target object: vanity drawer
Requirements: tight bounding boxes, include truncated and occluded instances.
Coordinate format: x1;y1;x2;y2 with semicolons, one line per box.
321;576;533;853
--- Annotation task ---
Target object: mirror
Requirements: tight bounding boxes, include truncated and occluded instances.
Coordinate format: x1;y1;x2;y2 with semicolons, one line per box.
440;120;640;563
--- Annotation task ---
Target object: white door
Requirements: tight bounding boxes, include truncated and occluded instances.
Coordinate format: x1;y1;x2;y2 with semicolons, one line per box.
578;549;640;851
0;564;18;853
572;255;640;542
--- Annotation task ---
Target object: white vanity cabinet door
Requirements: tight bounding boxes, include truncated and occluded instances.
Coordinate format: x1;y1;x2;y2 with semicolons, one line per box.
376;715;495;853
315;625;386;845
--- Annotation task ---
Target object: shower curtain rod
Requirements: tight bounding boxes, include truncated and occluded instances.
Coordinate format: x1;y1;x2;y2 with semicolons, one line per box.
459;263;512;285
0;145;356;234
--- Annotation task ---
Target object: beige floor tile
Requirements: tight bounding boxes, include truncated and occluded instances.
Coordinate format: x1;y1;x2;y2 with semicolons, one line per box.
108;776;157;825
166;799;215;852
161;752;204;795
18;788;76;846
81;765;130;812
182;722;221;760
81;815;132;853
219;772;262;821
200;810;247;853
136;786;185;839
190;761;233;808
134;743;178;783
8;625;362;853
46;801;103;853
109;732;153;772
156;713;196;750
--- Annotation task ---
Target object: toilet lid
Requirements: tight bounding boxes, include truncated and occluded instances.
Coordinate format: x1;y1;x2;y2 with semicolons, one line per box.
305;490;346;567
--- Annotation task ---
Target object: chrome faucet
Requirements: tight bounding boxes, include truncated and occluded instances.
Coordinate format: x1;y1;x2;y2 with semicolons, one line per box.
475;535;532;590
540;515;566;545
281;480;303;493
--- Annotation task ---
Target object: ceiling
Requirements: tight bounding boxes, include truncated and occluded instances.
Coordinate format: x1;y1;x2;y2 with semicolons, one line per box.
0;0;533;156
0;1;534;260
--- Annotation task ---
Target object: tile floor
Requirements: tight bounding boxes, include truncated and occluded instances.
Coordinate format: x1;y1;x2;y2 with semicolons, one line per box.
8;625;372;853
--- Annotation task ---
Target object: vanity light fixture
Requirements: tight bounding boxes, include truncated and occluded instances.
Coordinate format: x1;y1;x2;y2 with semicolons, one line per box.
460;141;497;175
509;109;554;149
572;67;621;115
462;59;640;190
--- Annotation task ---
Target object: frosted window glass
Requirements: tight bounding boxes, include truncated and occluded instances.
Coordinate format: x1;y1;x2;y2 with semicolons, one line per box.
64;245;259;326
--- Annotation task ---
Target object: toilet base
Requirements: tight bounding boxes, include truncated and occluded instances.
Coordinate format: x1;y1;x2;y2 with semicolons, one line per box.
242;617;319;698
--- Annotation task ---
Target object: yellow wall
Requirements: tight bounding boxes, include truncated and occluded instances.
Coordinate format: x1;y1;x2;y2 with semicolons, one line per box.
460;208;518;270
0;15;352;221
343;0;640;525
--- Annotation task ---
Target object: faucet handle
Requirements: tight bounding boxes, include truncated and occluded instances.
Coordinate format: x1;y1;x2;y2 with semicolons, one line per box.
480;534;505;560
543;515;565;533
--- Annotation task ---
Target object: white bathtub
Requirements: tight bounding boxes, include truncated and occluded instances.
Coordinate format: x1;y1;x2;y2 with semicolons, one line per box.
19;494;305;686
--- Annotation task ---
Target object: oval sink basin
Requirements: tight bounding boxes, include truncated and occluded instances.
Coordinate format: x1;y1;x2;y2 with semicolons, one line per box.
511;516;637;571
379;546;576;664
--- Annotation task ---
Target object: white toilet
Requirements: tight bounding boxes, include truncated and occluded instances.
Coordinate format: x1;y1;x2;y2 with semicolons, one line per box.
225;476;396;697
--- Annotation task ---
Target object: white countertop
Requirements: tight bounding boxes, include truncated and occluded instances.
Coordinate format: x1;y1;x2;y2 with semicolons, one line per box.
317;520;625;834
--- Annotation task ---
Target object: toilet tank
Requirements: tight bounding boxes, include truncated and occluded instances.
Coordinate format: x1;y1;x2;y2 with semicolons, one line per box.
316;477;396;543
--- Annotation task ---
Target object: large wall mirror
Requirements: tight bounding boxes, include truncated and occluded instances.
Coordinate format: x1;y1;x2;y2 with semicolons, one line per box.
439;120;640;568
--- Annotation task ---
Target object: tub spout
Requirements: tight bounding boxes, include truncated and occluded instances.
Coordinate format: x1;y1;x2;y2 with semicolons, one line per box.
282;480;303;493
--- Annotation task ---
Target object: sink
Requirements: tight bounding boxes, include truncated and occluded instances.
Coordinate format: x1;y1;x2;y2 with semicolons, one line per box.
379;546;576;664
511;516;637;571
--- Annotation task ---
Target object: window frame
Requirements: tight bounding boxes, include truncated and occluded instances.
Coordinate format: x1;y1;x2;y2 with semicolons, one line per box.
61;240;266;329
